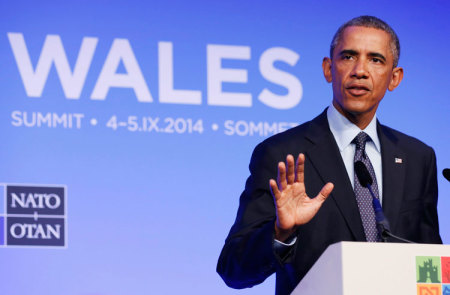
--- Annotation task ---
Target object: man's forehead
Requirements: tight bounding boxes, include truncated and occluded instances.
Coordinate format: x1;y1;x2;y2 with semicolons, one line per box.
337;26;392;50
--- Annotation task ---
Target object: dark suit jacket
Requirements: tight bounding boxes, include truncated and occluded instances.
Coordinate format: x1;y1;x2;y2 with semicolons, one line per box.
217;109;442;295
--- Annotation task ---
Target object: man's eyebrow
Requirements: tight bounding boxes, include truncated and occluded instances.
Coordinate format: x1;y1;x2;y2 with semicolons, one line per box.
338;49;358;56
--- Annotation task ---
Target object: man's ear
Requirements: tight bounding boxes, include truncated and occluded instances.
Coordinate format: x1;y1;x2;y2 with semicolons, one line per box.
322;57;333;83
388;67;404;91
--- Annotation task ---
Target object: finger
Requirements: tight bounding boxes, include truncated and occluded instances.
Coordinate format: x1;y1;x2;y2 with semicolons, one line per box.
314;182;334;204
295;153;305;183
269;179;281;200
286;154;295;184
277;162;287;191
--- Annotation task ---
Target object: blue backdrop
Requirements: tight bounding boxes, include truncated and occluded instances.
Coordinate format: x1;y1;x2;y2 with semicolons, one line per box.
1;1;449;294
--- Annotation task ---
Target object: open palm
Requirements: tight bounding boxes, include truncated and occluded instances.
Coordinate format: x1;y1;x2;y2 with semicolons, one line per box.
270;153;334;241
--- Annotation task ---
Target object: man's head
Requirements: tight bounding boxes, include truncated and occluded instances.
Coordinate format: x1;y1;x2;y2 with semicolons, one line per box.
322;16;404;129
330;16;400;68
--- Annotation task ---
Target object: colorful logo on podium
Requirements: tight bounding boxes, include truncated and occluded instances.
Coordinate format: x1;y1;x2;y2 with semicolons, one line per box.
416;256;450;295
0;184;67;248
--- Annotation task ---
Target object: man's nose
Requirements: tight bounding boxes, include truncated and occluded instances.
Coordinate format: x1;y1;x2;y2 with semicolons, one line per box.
351;59;369;79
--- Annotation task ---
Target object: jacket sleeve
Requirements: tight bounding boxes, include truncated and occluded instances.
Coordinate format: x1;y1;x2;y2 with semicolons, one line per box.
216;140;296;289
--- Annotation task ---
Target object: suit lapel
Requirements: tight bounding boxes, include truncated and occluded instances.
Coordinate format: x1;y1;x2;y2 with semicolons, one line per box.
378;123;406;232
304;111;366;241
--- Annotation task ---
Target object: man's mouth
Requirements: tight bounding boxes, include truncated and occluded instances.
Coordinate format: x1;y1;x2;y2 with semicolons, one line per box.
346;84;370;96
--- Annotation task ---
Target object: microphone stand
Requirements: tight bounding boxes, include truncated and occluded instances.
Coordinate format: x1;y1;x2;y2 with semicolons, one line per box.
366;185;414;244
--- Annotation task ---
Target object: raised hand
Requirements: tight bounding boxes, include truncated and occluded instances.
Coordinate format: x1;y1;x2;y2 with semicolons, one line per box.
269;153;334;242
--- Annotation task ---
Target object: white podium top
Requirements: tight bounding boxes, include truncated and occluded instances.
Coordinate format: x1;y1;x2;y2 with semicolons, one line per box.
292;242;450;295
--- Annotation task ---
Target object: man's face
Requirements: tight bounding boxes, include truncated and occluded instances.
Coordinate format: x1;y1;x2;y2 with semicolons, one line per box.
322;26;403;128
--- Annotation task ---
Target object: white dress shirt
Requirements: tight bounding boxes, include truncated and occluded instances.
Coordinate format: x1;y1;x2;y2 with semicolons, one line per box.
327;104;383;202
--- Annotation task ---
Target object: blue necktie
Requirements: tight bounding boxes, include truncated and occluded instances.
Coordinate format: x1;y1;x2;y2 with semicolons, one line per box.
353;132;380;242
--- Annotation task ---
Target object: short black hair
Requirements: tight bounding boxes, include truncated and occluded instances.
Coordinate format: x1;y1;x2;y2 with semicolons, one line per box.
330;15;400;67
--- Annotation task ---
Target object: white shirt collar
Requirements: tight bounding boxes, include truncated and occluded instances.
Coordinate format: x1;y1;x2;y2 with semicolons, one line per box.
327;104;381;153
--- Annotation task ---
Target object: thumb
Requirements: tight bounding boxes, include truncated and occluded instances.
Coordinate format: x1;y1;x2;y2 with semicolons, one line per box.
314;182;334;204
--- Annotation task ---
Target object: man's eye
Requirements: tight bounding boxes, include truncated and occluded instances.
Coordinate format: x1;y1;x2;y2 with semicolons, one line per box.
343;55;353;60
372;57;383;63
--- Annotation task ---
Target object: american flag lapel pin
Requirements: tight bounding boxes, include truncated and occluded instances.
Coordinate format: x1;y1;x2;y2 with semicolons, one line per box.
395;157;403;164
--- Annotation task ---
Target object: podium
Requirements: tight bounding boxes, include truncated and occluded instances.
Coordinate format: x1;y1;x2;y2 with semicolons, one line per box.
291;242;450;295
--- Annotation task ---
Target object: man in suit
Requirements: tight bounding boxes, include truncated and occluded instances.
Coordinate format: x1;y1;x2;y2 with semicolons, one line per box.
217;16;442;295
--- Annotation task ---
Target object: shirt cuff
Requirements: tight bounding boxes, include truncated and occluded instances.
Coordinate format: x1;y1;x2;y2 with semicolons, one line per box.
273;236;297;258
274;236;297;247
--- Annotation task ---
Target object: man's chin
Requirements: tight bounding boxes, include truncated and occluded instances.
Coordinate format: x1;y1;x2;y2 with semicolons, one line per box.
342;100;373;114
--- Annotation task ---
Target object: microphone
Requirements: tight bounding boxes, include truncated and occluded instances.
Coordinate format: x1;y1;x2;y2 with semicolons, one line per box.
354;161;413;243
443;169;450;182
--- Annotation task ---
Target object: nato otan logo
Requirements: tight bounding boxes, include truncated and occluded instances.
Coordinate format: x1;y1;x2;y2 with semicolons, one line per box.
0;184;67;248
